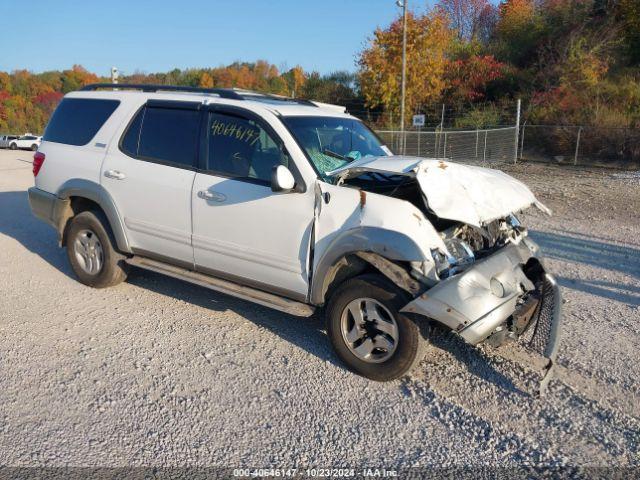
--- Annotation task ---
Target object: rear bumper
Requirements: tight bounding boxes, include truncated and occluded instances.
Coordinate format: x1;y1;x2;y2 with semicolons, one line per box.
28;187;58;228
28;187;71;245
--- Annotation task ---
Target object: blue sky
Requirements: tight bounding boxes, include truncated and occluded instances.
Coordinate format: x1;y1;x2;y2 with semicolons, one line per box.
1;0;431;76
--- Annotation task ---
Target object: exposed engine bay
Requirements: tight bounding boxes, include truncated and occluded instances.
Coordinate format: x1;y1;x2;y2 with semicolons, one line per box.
345;172;528;278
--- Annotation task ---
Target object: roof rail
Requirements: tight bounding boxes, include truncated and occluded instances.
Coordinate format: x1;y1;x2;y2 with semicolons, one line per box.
80;83;245;100
80;83;319;107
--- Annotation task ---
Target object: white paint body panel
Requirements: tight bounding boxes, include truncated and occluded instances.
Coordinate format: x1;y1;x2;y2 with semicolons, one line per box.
327;156;551;227
191;173;315;298
101;151;196;264
313;180;446;267
35;141;106;194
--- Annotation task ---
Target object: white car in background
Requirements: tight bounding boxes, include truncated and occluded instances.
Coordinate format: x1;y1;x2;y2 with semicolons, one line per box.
9;134;41;151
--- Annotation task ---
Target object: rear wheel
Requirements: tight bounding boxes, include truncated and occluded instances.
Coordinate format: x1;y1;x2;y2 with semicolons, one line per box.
326;274;425;381
66;210;128;288
9;143;16;150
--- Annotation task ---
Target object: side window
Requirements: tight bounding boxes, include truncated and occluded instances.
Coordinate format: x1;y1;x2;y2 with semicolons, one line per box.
121;106;200;168
43;98;120;146
137;107;200;168
207;112;289;182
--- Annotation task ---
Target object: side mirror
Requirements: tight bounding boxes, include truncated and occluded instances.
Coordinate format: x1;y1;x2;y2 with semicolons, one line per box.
271;165;295;192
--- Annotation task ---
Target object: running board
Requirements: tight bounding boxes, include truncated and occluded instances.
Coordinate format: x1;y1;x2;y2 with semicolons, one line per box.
126;256;315;317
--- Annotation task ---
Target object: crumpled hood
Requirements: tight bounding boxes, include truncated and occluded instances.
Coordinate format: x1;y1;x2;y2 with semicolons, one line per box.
326;156;551;227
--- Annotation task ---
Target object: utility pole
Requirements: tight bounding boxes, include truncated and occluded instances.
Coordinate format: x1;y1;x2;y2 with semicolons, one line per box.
111;67;119;84
514;98;521;164
397;0;408;155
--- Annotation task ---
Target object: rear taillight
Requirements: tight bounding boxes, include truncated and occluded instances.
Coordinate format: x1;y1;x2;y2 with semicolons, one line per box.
33;151;45;177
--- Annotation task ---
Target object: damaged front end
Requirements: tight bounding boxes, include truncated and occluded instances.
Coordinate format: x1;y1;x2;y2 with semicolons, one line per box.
403;235;562;394
327;156;562;393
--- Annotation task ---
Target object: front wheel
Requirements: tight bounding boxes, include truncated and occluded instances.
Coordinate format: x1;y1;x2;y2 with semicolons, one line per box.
326;274;425;381
31;144;38;151
66;210;128;288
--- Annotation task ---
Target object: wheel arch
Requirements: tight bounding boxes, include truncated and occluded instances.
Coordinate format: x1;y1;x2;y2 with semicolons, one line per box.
310;227;427;306
56;179;131;253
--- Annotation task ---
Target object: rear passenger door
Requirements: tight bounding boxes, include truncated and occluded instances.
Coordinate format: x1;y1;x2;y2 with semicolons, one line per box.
102;100;202;265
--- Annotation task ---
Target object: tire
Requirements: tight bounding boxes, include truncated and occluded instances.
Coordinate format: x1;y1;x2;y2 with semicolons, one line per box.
31;144;38;151
65;210;128;288
9;143;16;150
326;274;425;381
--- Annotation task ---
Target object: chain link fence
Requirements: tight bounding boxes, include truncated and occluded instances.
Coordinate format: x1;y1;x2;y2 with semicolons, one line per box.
375;127;518;165
519;125;640;167
359;100;639;168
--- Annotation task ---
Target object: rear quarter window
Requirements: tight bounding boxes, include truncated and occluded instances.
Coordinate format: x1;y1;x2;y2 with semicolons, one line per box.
43;98;120;146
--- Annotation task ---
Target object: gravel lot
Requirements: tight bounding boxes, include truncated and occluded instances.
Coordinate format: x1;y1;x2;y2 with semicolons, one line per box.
0;149;638;471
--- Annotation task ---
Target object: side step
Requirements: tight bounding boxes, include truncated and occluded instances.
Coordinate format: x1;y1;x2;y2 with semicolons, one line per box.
126;256;315;317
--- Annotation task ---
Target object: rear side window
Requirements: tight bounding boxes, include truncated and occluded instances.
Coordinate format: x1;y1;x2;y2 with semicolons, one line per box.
121;106;200;168
43;98;120;146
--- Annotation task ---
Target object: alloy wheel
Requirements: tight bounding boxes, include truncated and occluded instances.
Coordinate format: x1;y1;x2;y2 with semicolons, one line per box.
340;297;399;363
73;229;104;275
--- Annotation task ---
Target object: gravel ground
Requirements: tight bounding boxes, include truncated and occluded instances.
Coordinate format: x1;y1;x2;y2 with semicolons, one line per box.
0;149;638;472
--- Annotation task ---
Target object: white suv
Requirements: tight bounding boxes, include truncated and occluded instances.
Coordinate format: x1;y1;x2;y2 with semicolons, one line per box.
9;134;41;150
28;84;561;388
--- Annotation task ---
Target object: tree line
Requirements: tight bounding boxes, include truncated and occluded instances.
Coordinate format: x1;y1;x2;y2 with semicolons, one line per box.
0;0;638;134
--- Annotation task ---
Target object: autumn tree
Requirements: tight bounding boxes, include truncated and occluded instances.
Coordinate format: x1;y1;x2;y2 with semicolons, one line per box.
617;0;640;64
283;66;306;97
358;10;454;126
436;0;497;42
492;0;544;67
444;54;506;104
199;72;214;88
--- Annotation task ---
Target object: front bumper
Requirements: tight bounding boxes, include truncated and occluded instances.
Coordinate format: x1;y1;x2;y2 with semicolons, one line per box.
402;238;562;390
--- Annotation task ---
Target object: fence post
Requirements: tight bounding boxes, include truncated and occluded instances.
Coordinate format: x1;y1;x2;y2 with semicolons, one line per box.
514;98;521;164
475;129;479;158
574;127;583;166
483;130;488;163
519;121;527;160
443;132;448;159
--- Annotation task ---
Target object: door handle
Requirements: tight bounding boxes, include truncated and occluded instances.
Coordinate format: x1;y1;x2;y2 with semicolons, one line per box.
104;169;126;180
198;190;226;202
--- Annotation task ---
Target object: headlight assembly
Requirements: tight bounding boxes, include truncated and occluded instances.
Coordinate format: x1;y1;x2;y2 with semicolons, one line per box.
444;238;475;266
431;238;475;279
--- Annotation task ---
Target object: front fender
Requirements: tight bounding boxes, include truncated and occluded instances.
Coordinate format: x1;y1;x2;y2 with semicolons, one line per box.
309;226;428;305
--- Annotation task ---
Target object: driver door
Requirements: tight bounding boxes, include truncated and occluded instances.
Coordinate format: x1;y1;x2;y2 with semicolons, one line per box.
191;106;315;300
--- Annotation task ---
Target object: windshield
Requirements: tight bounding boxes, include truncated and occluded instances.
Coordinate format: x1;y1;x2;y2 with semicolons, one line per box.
282;116;389;179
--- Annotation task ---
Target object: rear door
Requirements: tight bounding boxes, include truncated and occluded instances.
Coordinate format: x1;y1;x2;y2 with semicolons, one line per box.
101;100;202;265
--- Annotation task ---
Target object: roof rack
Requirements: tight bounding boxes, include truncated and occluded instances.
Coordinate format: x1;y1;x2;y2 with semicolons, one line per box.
80;83;318;107
81;83;245;99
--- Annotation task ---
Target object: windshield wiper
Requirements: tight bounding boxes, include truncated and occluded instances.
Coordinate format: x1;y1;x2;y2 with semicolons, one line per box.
321;148;348;161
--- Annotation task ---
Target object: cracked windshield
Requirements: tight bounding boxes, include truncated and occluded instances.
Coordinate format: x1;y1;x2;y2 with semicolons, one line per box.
283;117;389;179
